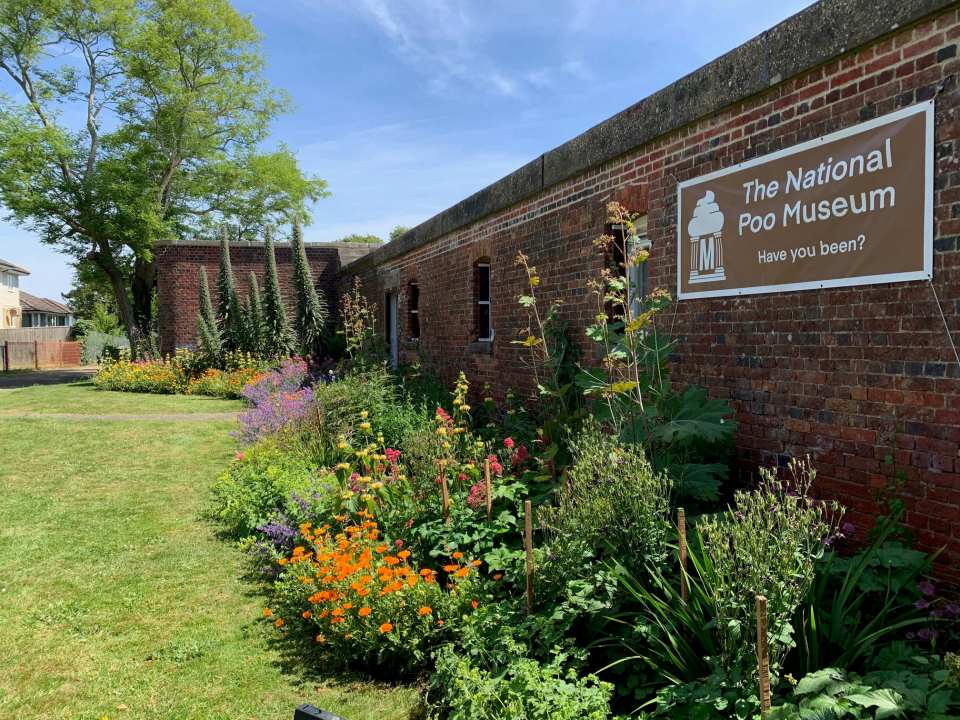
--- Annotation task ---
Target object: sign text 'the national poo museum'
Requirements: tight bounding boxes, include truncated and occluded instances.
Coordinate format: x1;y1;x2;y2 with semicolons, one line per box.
676;102;934;300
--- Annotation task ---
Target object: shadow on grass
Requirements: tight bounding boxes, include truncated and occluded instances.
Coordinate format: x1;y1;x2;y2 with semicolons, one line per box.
205;516;429;720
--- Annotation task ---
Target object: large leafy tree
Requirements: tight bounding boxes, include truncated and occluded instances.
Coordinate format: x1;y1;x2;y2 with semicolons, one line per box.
0;0;327;350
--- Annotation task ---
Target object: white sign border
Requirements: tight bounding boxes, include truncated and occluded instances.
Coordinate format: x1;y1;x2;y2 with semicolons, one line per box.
675;100;934;301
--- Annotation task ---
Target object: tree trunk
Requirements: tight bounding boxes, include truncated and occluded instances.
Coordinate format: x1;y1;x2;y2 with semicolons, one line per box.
132;256;156;346
90;242;138;355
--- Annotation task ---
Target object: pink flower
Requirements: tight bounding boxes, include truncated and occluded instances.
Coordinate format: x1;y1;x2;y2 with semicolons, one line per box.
394;539;404;548
235;451;246;461
467;481;486;510
458;472;468;483
486;454;503;477
503;437;515;449
385;448;401;464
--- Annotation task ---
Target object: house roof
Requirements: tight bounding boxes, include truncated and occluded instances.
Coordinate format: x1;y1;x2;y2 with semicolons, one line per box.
20;291;72;315
0;257;30;275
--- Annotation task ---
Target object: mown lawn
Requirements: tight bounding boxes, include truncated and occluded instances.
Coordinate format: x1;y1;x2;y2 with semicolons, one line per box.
0;382;244;415
0;383;419;720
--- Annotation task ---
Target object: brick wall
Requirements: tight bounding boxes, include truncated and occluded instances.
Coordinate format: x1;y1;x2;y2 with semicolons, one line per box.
341;7;960;583
156;241;375;355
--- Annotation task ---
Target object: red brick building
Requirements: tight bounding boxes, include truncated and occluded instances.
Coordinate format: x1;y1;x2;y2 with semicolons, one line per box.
333;0;960;582
156;240;376;355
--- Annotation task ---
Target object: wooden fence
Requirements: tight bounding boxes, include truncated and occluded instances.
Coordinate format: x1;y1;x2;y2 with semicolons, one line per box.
1;340;82;371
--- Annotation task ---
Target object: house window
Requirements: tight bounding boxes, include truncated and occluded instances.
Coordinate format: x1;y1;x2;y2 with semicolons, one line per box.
474;260;492;341
408;281;420;339
1;272;18;289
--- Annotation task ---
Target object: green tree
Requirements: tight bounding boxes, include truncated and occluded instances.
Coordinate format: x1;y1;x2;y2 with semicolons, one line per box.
0;0;327;351
216;227;244;351
337;233;383;244
244;271;264;356
290;220;326;357
260;228;293;358
196;266;220;363
389;225;410;242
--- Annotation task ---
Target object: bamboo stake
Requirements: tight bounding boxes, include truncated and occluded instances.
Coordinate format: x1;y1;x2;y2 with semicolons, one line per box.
439;461;450;522
678;507;688;603
756;594;771;717
524;499;535;614
484;458;493;520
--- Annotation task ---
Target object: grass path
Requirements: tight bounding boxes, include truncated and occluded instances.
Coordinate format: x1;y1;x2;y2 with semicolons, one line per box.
0;384;419;720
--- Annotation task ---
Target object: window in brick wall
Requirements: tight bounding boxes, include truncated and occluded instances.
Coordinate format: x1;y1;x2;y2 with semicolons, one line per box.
474;259;492;341
408;281;420;339
608;215;650;320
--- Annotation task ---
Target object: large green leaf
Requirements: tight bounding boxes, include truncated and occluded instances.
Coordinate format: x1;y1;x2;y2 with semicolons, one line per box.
648;387;735;445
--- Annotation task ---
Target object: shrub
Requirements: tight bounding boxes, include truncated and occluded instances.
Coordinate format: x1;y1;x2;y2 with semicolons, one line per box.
431;640;614;720
238;357;314;442
94;355;183;394
80;330;129;364
185;367;263;399
541;420;672;576
267;512;480;675
696;457;840;677
208;440;322;538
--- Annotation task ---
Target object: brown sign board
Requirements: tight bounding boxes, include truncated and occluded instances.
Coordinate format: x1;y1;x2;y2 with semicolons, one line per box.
677;102;933;300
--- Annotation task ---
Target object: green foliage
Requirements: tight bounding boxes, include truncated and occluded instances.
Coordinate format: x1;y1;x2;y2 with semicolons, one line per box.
244;271;265;356
290;219;327;357
74;301;123;338
208;440;319;539
79;330;129;364
857;645;960;719
541;420;672;578
0;0;325;345
389;225;410;242
261;229;294;358
338;277;383;367
696;458;839;677
196;267;222;363
432;640;615;720
217;229;246;351
769;668;906;719
337;233;384;244
791;518;934;677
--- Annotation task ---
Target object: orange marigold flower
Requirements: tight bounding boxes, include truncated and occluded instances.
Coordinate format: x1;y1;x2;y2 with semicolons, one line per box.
419;568;434;577
452;551;464;560
385;556;400;565
379;622;393;633
274;618;284;628
262;608;273;618
471;559;482;567
315;634;326;644
493;573;504;581
471;600;479;609
397;550;411;559
418;606;432;616
358;607;372;617
302;610;312;619
443;564;458;572
375;544;388;553
455;567;470;578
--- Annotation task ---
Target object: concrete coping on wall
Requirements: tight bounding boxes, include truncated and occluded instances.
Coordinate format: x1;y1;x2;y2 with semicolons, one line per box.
339;0;955;277
156;239;383;250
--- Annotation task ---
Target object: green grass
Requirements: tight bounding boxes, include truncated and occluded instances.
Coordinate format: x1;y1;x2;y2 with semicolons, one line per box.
0;385;419;720
0;382;245;415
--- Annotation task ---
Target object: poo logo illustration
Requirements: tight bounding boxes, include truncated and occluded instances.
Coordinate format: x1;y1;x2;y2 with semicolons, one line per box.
687;190;726;284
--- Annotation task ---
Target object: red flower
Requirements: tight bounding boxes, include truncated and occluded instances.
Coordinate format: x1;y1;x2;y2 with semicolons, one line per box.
511;443;529;467
503;437;515;449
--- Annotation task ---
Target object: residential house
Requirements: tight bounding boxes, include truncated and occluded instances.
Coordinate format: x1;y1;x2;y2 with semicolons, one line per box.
20;291;74;328
0;257;29;329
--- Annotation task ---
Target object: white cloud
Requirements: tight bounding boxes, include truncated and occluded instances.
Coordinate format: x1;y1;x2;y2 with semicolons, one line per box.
297;123;528;242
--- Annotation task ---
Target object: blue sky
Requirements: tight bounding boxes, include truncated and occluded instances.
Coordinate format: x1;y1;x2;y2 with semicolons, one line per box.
0;0;812;300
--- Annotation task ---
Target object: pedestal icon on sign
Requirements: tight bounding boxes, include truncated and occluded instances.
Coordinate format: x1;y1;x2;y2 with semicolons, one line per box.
688;190;726;284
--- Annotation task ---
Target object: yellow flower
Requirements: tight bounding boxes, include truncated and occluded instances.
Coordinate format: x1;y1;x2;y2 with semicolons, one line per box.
370;481;384;490
360;410;369;419
337;441;350;450
359;422;372;431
